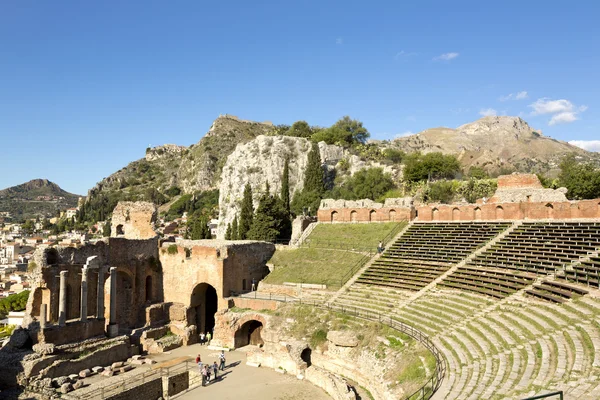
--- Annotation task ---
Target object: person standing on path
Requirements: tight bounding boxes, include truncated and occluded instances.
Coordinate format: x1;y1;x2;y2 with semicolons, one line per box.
206;331;212;345
196;354;202;372
219;350;226;370
201;365;207;386
213;361;219;380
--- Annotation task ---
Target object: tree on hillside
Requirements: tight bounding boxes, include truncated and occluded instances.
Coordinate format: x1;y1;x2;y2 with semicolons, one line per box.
558;154;600;200
102;221;111;237
290;143;325;216
403;152;462;182
231;215;239;240
281;159;290;213
225;223;232;240
238;184;254;239
247;185;291;242
188;214;211;240
311;116;370;146
330;168;395;201
287;121;313;138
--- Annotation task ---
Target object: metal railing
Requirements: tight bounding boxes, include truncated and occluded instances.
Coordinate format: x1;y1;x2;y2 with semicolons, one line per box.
521;391;563;400
230;293;445;400
72;359;199;400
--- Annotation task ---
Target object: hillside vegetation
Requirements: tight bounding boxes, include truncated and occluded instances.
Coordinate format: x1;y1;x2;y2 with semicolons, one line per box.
0;179;79;221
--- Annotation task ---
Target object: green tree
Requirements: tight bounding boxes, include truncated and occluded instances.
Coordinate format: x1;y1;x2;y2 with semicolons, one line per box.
311;116;370;146
188;214;211;240
225;223;232;240
238;184;254;239
558;154;600;199
287;120;313;138
281;159;290;213
231;215;239;240
102;221;111;237
247;189;291;242
304;144;325;194
468;166;489;180
403;152;462;182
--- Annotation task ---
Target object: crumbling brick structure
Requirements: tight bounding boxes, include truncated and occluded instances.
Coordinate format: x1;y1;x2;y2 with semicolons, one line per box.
317;197;414;223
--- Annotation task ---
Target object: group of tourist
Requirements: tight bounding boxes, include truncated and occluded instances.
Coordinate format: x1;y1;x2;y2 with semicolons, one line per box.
199;331;212;345
195;351;227;387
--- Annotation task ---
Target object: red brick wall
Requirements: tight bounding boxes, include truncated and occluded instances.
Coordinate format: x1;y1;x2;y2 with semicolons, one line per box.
317;207;413;223
417;199;600;221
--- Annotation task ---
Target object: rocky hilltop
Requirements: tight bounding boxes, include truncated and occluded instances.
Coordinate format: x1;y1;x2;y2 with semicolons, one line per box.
0;179;80;221
88;115;275;198
393;116;598;175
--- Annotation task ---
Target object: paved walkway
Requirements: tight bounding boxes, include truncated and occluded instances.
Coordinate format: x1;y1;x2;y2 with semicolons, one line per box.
168;344;331;400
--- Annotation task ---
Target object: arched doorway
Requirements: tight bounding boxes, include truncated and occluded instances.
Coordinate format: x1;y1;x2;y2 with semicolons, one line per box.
116;224;125;236
496;206;504;220
474;207;482;220
350;210;358;222
301;348;312;367
112;271;134;327
452;208;460;221
545;203;554;219
330;211;338;222
190;283;218;335
31;287;52;323
389;209;396;222
234;320;264;348
145;275;153;303
432;208;439;220
369;210;376;222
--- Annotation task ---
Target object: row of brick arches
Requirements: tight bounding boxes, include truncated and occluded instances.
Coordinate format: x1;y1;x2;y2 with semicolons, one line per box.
431;204;559;221
330;209;399;222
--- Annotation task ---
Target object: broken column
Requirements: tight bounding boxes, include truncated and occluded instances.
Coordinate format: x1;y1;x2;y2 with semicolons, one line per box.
107;267;118;337
97;266;105;319
40;304;47;329
58;270;68;326
80;265;89;322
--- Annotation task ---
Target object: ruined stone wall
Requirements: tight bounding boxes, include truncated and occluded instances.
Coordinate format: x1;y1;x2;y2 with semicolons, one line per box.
110;201;157;240
231;297;280;311
104;378;162;400
496;173;543;189
160;240;274;311
38;320;105;346
417;199;600;222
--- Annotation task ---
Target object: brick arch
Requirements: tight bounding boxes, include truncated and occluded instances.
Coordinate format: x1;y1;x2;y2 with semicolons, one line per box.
389;209;397;222
452;207;460;221
350;210;358;222
369;209;377;222
432;208;439;220
474;207;482;220
330;211;338;223
598;201;600;218
495;205;504;220
233;314;268;348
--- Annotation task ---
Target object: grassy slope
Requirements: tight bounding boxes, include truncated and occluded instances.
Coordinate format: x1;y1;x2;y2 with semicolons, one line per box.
264;222;405;286
264;248;366;286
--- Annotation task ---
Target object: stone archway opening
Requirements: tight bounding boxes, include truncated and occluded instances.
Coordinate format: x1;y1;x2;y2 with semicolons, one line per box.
330;211;338;223
31;287;52;323
234;319;264;348
116;224;125;236
546;203;554;219
301;348;312;367
452;208;460;221
350;210;358;222
369;210;376;222
496;206;504;220
190;283;218;335
389;209;396;222
45;248;59;265
474;207;482;220
432;208;439;220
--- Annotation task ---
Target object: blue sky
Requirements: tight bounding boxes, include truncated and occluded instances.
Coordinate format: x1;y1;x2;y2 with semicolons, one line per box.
1;1;599;195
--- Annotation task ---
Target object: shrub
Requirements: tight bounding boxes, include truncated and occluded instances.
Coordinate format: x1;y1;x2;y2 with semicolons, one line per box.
167;245;178;255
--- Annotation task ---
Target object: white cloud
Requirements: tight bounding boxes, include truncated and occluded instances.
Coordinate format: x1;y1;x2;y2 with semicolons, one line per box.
433;52;459;61
515;91;528;100
549;112;578;125
500;91;528;101
569;140;600;152
335;37;343;45
479;108;497;117
529;98;588;125
394;50;417;60
394;131;415;139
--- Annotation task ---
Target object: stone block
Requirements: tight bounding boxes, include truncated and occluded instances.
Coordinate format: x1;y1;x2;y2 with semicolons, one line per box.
60;383;73;394
33;343;56;355
73;379;85;390
79;369;92;378
131;359;146;365
120;365;134;373
144;359;157;365
101;369;115;377
92;366;104;374
111;361;125;369
68;374;79;381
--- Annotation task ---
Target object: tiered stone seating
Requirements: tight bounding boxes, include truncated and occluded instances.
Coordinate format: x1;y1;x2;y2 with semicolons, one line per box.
564;256;600;288
469;222;600;274
438;265;536;298
525;278;589;303
355;222;511;290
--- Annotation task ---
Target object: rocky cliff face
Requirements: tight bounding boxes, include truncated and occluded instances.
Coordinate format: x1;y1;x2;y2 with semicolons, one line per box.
216;136;345;238
393;116;599;175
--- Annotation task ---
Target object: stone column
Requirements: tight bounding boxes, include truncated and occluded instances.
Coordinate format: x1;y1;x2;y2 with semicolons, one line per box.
107;267;119;337
80;266;89;322
58;270;68;326
97;267;105;319
40;304;47;329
